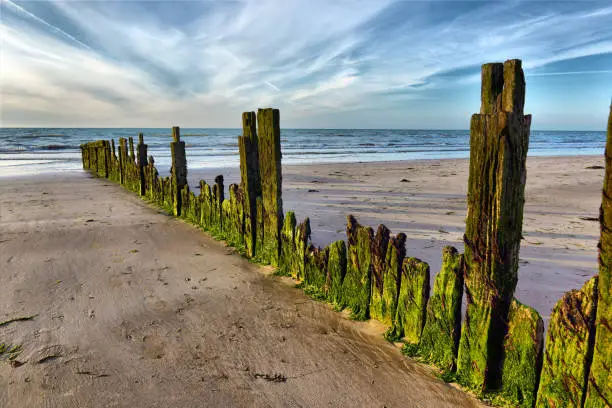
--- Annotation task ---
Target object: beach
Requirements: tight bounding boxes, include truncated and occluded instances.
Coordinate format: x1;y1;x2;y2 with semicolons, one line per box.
0;171;483;407
0;154;602;406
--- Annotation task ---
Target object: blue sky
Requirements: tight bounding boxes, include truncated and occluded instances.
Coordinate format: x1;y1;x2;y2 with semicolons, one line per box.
1;0;611;129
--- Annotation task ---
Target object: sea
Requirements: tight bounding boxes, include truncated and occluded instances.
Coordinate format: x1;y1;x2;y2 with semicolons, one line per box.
0;128;606;177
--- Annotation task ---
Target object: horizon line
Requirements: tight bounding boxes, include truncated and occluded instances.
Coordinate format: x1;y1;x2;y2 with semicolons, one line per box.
0;126;607;132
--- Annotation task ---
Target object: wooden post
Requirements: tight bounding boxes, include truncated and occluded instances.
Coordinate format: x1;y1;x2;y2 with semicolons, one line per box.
369;225;391;323
118;137;127;184
457;59;531;390
419;246;464;372
129;136;136;163
170;126;187;216
537;277;598;407
137;133;148;196
213;175;224;232
257;108;283;265
238;112;261;258
585;102;612;408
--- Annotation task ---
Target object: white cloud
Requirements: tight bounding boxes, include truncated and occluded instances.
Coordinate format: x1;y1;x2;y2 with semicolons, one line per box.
0;0;611;127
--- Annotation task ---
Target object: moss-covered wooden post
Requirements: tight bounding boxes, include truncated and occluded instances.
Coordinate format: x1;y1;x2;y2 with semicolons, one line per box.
585;102;612;408
326;240;347;304
147;155;158;201
392;257;430;345
418;246;463;372
119;137;128;185
501;299;544;408
199;180;212;230
457;59;531;391
379;233;407;328
304;245;329;290
238;112;261;258
257;108;283;266
279;211;297;276
228;184;244;247
110;139;118;181
294;218;311;280
128;136;136;164
256;196;265;259
536;277;598;407
170;126;187;217
369;225;391;323
341;215;374;320
212;175;224;233
103;140;111;178
137;133;148;196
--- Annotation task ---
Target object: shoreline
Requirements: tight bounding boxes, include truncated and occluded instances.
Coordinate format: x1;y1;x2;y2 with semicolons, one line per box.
0;152;604;179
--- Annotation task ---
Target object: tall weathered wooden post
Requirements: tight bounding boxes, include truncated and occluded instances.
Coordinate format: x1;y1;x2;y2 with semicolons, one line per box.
137;132;148;196
128;136;136;163
239;112;261;258
111;139;116;160
585;102;612;408
256;108;283;265
170;126;187;217
118;137;128;185
457;59;531;390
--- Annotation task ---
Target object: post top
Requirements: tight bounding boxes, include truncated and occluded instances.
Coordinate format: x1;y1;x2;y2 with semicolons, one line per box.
172;126;180;142
138;132;144;144
480;58;525;115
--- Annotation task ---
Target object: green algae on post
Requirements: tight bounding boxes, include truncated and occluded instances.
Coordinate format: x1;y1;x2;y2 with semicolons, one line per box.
304;245;329;291
255;196;265;263
536;276;598;408
341;215;374;320
418;246;463;372
257;108;283;266
380;233;407;329
457;59;531;391
238;111;261;258
501;299;544;408
211;175;224;234
369;225;391;323
326;240;347;305
228;184;245;248
199;180;212;231
279;211;297;276
391;257;430;344
585;102;612;408
293;218;311;280
170;126;187;217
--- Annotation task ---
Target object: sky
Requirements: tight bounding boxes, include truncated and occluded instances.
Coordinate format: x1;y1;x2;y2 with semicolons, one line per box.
1;0;611;130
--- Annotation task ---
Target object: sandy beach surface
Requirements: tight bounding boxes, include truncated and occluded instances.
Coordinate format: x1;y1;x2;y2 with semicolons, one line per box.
191;155;603;324
0;172;483;407
0;154;602;407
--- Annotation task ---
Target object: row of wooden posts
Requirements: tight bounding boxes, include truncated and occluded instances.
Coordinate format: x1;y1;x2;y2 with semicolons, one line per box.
80;59;610;408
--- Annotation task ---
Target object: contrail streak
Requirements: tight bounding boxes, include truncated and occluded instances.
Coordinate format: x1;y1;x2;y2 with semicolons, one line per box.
3;0;92;51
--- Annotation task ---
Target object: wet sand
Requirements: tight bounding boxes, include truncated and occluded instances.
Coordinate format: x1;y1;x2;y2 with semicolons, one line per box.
0;173;482;407
189;155;603;322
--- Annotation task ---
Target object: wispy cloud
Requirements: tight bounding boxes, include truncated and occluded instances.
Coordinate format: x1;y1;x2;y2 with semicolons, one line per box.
1;0;611;128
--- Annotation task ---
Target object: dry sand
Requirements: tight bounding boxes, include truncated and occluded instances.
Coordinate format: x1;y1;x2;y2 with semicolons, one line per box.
190;155;603;323
0;172;483;407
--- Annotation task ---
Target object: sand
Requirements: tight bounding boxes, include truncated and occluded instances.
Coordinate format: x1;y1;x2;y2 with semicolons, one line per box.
190;155;603;323
0;172;482;407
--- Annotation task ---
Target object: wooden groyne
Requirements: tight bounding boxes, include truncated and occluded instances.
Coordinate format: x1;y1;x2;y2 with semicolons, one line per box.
80;60;610;408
